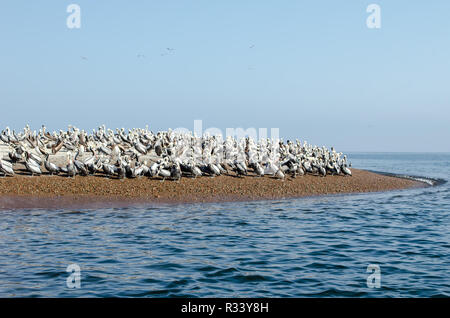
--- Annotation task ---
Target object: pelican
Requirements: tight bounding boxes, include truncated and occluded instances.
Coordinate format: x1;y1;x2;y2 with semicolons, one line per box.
170;163;182;181
24;153;42;176
140;161;150;176
274;169;285;180
303;160;313;174
44;154;59;175
184;161;202;178
0;124;353;182
66;153;77;178
296;165;305;176
8;148;22;163
102;162;116;178
0;132;9;143
157;166;171;182
207;163;221;177
264;161;278;176
99;145;112;155
253;162;264;177
73;152;88;176
233;160;247;177
134;142;147;155
318;164;327;177
52;140;64;154
116;160;126;179
155;144;163;157
342;164;352;176
0;159;14;176
29;152;42;166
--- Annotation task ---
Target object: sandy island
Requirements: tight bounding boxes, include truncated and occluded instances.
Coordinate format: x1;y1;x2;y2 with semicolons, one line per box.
0;169;426;209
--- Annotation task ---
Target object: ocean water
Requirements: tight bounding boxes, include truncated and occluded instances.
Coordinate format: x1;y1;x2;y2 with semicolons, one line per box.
0;153;448;297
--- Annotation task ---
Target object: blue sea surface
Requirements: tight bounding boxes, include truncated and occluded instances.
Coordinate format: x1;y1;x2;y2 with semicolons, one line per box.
0;153;449;297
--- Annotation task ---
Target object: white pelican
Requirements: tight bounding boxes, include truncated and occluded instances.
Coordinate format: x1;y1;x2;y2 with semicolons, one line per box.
25;153;42;176
0;159;14;176
44;154;59;175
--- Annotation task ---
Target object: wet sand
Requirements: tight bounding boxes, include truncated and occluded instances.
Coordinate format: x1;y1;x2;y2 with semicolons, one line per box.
0;169;426;209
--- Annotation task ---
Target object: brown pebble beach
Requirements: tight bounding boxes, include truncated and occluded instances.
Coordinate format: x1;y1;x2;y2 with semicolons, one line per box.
0;169;426;209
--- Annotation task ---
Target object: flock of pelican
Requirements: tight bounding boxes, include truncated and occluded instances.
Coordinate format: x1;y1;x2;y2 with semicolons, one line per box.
0;125;352;180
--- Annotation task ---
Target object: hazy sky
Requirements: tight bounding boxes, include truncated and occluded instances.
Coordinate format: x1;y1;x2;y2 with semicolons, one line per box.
0;1;449;152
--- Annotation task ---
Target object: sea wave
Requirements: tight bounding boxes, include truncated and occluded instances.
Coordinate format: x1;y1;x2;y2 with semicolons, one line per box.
367;170;447;187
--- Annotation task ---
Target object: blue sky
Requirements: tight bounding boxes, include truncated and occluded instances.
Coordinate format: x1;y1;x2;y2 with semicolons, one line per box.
0;1;449;152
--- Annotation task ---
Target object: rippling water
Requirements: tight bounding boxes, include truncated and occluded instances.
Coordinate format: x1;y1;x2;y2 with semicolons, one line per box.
0;153;449;297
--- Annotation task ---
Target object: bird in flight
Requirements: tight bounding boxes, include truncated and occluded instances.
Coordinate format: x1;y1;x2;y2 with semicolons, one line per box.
80;56;88;60
161;48;175;57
